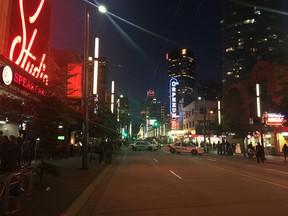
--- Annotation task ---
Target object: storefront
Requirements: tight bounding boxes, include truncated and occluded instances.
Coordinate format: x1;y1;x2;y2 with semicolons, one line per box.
0;0;51;136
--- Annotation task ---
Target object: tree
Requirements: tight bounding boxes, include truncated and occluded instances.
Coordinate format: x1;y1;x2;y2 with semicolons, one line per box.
223;86;250;155
26;94;78;158
275;68;288;121
89;103;119;140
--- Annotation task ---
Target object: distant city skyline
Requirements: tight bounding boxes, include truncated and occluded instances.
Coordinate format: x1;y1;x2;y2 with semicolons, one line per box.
49;0;222;110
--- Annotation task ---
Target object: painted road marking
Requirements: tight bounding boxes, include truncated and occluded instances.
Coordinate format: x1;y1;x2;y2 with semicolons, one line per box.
169;170;183;180
195;160;288;189
265;168;288;175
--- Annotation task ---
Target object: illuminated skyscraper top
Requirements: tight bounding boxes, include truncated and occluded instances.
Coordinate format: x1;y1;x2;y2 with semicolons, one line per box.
166;48;196;105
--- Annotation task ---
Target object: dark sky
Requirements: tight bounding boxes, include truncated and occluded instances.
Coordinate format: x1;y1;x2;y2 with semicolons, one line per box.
49;0;222;111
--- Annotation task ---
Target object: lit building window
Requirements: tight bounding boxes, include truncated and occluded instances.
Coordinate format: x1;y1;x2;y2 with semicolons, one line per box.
244;19;255;24
226;47;234;52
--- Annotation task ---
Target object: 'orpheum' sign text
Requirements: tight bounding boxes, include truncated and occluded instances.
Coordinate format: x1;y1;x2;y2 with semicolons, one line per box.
9;0;50;86
170;78;179;119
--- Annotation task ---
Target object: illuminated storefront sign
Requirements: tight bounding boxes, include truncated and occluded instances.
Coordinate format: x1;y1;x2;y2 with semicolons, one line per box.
264;113;286;126
1;66;13;85
8;0;50;85
1;64;45;95
170;78;179;119
147;89;155;97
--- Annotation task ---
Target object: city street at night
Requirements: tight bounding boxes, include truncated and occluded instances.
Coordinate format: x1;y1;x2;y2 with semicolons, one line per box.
1;1;288;215
63;148;288;216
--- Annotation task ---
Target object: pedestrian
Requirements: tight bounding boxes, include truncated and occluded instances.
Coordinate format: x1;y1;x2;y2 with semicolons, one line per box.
255;142;264;163
282;143;288;161
0;131;6;168
98;138;105;164
117;139;122;150
104;138;113;164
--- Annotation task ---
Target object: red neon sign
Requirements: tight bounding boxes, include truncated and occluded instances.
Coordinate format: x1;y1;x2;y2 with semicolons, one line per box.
264;113;286;126
9;0;49;85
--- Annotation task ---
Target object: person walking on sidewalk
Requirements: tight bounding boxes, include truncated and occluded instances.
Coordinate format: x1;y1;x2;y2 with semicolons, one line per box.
104;138;113;164
282;143;288;161
256;142;264;163
98;139;105;164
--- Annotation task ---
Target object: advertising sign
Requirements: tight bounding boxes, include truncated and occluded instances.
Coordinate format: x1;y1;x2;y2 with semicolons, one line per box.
170;78;179;119
264;113;286;126
8;0;51;86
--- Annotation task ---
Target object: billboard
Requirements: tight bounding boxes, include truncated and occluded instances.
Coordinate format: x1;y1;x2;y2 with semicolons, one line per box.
8;0;51;86
67;63;83;98
170;78;179;118
170;78;179;130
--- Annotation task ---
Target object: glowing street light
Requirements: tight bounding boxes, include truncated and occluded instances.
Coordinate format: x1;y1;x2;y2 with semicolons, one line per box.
82;5;106;170
99;5;107;13
198;96;207;153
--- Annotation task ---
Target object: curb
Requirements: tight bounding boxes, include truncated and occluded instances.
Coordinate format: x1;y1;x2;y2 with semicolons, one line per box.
60;165;112;216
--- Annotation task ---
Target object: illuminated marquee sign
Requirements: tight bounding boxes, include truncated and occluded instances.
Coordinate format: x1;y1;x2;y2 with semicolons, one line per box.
9;0;50;86
0;64;45;95
264;113;286;126
170;78;179;119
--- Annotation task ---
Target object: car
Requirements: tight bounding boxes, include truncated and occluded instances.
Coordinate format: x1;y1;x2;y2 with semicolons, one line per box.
168;142;204;155
130;141;158;151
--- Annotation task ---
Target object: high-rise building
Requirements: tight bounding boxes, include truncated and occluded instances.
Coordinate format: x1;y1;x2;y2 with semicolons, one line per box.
220;0;288;85
97;57;108;104
166;48;196;105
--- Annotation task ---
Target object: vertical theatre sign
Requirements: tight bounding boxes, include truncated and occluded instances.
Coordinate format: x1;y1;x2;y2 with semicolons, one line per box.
8;0;50;86
170;78;179;130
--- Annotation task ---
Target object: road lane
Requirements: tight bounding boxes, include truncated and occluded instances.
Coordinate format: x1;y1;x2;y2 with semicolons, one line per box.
76;149;288;216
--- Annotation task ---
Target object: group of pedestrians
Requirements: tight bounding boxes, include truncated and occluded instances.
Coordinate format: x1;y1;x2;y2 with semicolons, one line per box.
248;142;288;163
0;131;33;171
97;138;114;164
216;141;236;155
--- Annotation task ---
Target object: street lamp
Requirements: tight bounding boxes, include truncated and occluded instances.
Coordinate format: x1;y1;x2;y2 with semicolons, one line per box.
256;83;264;146
198;97;207;153
82;5;106;170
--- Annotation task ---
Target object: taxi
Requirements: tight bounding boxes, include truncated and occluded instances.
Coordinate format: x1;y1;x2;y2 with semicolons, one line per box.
129;141;158;151
168;142;204;155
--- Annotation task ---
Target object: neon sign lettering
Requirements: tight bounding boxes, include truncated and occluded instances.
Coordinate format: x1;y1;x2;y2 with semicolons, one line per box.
265;113;286;126
9;0;48;85
14;72;45;95
170;78;179;119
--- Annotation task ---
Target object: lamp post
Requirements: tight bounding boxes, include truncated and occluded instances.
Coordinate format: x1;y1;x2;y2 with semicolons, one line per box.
198;97;207;153
82;5;106;170
256;83;264;146
82;7;90;170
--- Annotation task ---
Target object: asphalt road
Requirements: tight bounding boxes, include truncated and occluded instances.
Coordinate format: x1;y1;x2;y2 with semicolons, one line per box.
75;148;288;216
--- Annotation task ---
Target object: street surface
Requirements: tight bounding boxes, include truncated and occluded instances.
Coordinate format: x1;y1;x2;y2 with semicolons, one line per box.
75;148;288;216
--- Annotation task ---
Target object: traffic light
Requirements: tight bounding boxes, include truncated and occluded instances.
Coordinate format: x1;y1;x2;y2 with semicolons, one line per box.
154;121;159;127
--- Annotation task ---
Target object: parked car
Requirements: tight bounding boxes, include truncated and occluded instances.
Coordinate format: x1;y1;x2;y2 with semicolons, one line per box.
168;142;204;155
130;141;158;151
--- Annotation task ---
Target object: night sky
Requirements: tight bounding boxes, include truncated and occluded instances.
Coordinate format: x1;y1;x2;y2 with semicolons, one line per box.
49;0;222;111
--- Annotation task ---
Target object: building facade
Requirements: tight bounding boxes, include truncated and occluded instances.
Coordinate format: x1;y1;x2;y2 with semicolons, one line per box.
0;0;51;136
226;60;288;155
220;0;288;85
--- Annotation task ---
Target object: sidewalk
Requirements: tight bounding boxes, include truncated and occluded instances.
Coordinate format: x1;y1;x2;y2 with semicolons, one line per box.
10;154;109;216
208;150;285;162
